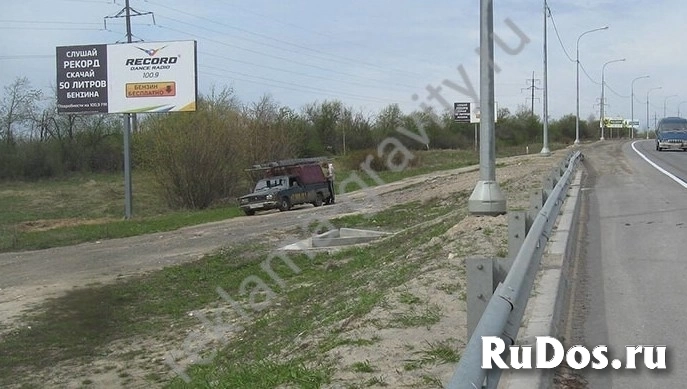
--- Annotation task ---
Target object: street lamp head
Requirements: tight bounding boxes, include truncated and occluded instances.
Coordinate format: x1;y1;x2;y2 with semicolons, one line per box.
602;58;626;72
648;86;662;97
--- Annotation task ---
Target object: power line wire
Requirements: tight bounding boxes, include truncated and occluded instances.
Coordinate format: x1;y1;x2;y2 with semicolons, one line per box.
200;51;413;94
579;62;600;85
144;0;424;79
213;0;459;72
605;83;630;99
0;19;102;25
0;26;108;31
0;55;54;60
199;69;399;105
156;24;419;91
546;6;632;103
201;64;395;104
546;5;575;63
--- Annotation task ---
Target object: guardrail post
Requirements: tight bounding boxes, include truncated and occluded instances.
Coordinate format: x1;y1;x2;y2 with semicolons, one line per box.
527;189;543;230
507;210;527;266
467;257;495;339
543;173;555;200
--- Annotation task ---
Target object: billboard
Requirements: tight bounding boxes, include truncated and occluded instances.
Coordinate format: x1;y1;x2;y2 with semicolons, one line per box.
56;44;109;113
601;117;626;129
453;102;470;123
454;102;498;124
56;40;197;114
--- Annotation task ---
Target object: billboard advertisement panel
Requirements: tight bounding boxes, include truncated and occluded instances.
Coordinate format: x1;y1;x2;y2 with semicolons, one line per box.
56;44;109;114
56;40;197;114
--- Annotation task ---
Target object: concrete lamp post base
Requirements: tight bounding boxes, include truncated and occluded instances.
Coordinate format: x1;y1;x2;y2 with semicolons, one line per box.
468;180;507;215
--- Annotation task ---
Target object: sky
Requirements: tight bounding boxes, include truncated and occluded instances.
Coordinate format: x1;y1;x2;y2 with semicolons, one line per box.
2;0;686;130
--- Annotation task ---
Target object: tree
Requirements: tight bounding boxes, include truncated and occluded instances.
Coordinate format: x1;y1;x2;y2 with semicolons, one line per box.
303;100;344;153
548;114;577;143
242;94;300;163
373;104;404;143
0;77;43;144
495;105;541;146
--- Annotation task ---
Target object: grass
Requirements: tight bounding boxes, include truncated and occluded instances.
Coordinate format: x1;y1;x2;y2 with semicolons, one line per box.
390;304;443;329
0;192;469;388
398;291;422;305
0;143;568;253
403;340;461;371
0;170;244;252
351;360;377;373
365;376;388;387
330;196;462;232
417;375;444;388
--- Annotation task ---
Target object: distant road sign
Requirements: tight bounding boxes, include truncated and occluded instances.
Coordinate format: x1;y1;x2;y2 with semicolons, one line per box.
454;102;470;123
626;120;640;127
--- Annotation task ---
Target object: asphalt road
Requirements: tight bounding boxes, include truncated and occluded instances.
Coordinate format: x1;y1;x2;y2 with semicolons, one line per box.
573;140;687;387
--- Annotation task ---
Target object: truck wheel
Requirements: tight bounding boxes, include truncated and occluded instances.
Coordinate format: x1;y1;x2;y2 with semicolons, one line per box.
244;209;255;216
313;193;324;207
279;197;291;212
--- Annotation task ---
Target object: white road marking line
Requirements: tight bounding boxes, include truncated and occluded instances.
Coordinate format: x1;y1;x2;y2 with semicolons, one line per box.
631;141;687;189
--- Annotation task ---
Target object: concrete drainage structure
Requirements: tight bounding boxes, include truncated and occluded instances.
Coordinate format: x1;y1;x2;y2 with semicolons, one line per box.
281;228;392;251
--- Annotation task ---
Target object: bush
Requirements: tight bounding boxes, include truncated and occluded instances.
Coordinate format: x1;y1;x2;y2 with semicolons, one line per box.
139;101;244;209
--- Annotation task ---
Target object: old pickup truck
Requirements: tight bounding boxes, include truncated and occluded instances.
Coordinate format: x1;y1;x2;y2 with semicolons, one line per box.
238;158;333;216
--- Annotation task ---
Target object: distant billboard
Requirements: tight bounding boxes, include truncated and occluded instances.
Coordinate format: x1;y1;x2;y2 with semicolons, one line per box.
601;117;626;129
56;40;197;114
454;102;498;124
453;102;470;123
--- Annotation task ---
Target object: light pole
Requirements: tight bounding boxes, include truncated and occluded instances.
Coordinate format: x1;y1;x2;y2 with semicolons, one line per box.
575;26;608;145
646;86;661;139
468;0;506;215
631;75;649;139
600;58;625;140
678;101;687;117
663;94;678;118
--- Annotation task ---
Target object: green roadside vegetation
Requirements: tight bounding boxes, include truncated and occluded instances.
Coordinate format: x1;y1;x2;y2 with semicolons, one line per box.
0;194;468;388
0;143;564;253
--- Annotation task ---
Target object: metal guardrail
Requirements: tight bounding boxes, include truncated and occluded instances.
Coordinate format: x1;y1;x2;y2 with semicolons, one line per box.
447;151;583;389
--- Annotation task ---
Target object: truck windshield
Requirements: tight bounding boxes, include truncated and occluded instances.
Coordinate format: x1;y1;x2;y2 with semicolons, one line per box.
254;177;288;191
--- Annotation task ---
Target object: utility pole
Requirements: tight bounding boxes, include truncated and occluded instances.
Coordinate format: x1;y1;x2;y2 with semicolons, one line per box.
522;71;541;115
105;0;154;219
540;0;550;155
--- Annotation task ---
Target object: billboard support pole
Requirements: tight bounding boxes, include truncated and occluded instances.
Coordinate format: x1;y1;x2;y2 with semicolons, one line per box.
104;0;154;219
474;123;478;152
123;0;133;219
123;114;133;219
